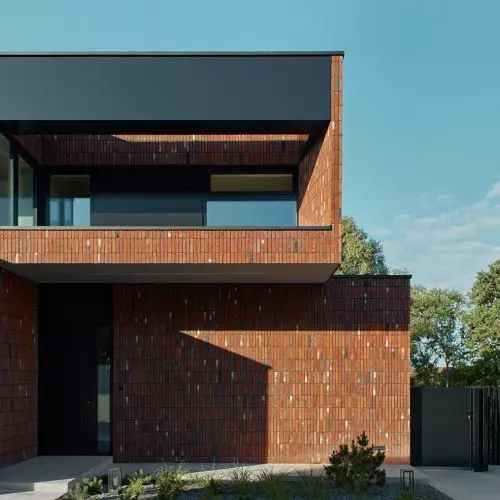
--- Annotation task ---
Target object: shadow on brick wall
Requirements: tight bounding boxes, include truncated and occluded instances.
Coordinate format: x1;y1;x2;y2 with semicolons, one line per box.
114;330;269;463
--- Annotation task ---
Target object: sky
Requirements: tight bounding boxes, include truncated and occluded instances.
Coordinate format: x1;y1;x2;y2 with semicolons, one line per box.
1;0;499;292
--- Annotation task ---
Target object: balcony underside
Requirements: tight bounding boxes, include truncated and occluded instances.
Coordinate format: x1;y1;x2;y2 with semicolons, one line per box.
2;262;337;283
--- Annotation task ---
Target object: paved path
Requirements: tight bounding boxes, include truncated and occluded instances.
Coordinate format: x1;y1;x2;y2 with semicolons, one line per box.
0;456;112;497
417;466;500;500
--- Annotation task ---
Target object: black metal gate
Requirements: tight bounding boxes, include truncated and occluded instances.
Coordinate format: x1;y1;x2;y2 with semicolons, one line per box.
411;387;500;470
486;387;500;465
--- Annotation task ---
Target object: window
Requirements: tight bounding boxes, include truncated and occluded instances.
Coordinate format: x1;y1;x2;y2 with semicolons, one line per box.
0;134;13;225
207;173;297;227
206;195;297;227
18;156;35;226
211;173;293;192
50;175;90;226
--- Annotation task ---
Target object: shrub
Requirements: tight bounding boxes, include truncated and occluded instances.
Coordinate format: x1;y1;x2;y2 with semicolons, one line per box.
228;466;253;499
296;469;329;500
123;469;153;487
199;475;222;500
82;476;104;495
65;483;88;500
324;431;386;493
121;477;144;500
257;469;290;500
155;465;187;500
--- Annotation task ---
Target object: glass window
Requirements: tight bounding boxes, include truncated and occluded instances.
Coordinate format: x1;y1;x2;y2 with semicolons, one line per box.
0;134;14;225
206;195;297;227
18;156;35;226
92;194;204;226
50;175;90;226
211;173;293;192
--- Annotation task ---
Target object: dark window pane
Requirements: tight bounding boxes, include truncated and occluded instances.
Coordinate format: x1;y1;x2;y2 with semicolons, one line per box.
18;156;35;226
50;175;90;226
211;173;293;192
206;196;297;227
0;134;13;225
92;194;204;226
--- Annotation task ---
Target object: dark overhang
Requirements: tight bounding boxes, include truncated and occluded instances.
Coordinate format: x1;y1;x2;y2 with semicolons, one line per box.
0;53;341;135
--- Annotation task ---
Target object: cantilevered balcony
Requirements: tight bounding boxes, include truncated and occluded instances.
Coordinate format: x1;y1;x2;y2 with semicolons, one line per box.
0;53;343;283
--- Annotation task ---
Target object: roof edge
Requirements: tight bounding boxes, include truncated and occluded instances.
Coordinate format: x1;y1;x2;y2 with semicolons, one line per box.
0;51;345;57
333;274;413;279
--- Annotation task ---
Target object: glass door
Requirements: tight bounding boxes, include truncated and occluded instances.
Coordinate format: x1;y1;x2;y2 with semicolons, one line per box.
97;327;112;454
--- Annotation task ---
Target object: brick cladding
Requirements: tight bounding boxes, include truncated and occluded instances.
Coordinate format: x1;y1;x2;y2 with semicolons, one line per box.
0;228;338;265
113;276;410;464
298;56;343;258
0;269;38;467
33;134;309;167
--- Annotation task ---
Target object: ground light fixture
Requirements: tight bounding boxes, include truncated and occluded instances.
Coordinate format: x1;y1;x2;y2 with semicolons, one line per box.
108;468;122;494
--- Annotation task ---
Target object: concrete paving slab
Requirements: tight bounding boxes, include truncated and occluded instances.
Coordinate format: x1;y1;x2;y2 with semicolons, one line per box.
0;493;57;500
0;456;112;495
417;466;500;500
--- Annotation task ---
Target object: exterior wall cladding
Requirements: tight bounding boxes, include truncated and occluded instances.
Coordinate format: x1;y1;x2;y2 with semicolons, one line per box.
0;269;38;467
0;54;411;466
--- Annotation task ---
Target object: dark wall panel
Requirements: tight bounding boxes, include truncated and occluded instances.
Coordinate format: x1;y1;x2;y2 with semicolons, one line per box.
0;56;331;122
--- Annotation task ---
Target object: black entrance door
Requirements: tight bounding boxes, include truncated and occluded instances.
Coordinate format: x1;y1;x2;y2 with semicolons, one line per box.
38;284;112;455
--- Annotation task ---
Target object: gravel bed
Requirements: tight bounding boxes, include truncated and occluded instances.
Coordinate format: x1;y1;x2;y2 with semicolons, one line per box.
86;481;452;500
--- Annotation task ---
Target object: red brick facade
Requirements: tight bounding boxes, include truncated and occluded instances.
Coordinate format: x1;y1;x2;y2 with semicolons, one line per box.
113;277;410;464
0;228;338;266
0;54;412;467
39;134;308;167
0;269;38;467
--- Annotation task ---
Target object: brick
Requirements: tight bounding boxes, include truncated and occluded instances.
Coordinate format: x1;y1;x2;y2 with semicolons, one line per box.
113;276;410;464
0;269;37;468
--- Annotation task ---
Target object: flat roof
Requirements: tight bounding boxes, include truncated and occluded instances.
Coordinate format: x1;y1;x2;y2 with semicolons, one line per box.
0;51;345;57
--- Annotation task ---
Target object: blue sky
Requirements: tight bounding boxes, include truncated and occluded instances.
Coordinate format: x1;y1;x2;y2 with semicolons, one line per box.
1;0;499;291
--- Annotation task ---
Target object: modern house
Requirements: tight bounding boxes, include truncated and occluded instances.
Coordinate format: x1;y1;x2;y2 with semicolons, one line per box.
0;52;410;467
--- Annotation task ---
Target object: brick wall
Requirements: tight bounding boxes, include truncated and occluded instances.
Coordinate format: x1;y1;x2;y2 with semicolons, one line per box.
0;228;339;266
298;56;342;257
29;134;308;167
113;275;410;464
0;269;38;468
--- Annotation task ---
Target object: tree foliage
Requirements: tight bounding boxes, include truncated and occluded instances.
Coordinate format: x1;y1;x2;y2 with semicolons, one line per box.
410;285;465;386
463;259;500;356
337;216;388;275
336;216;498;388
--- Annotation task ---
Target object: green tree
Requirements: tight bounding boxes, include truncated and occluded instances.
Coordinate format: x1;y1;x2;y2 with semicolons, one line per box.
337;216;388;274
463;259;500;356
410;285;466;387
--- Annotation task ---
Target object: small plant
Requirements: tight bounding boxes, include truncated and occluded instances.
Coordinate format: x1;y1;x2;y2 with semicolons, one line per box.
121;476;144;500
122;469;153;487
324;431;386;493
228;466;253;499
82;476;104;495
257;469;290;500
296;469;329;500
65;483;88;500
199;475;222;500
397;493;420;500
155;464;188;500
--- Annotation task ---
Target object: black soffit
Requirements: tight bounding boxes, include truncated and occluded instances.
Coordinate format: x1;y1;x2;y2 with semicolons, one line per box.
0;54;334;135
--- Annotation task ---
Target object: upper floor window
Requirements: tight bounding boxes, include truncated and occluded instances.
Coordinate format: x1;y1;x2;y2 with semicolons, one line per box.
18;156;35;226
210;173;293;192
49;175;90;226
207;173;296;227
0;134;13;225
